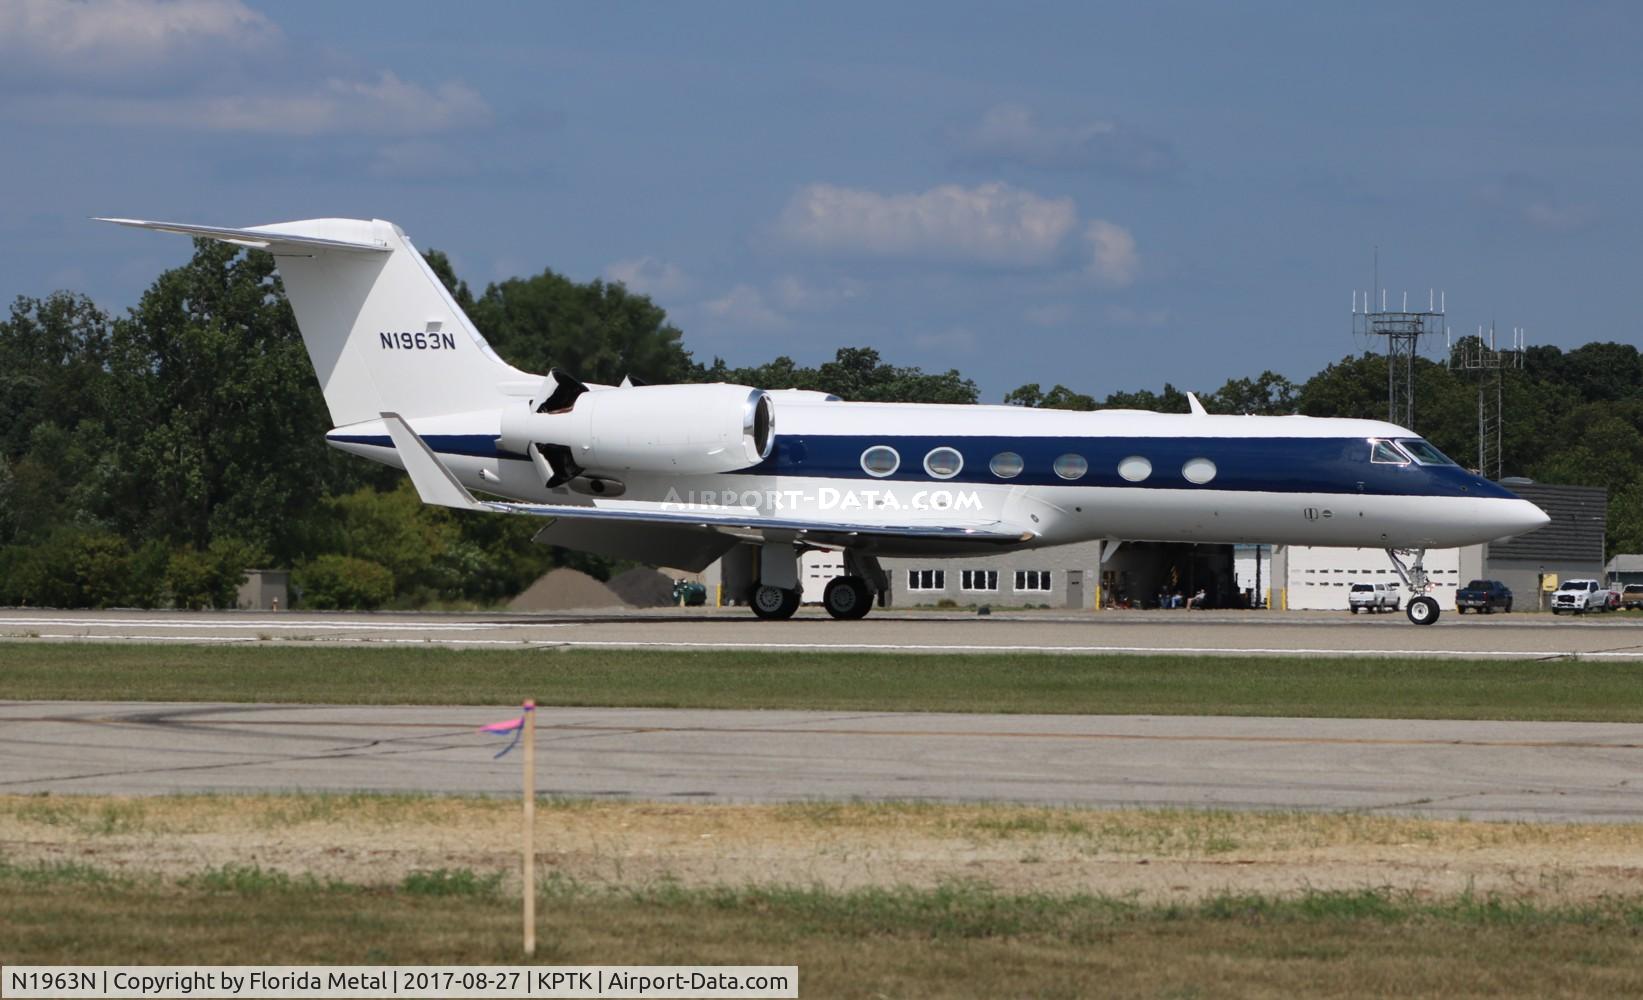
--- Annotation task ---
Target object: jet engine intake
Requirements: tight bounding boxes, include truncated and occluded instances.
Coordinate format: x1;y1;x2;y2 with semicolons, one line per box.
499;382;774;478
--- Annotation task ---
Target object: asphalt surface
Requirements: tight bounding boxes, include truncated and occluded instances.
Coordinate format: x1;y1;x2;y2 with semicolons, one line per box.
4;606;1643;658
3;702;1640;821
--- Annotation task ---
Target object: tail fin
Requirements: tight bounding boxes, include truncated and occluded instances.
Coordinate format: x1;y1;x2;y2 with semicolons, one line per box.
98;217;533;426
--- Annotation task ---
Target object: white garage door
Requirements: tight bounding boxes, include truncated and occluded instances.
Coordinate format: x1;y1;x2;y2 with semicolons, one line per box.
1285;546;1461;611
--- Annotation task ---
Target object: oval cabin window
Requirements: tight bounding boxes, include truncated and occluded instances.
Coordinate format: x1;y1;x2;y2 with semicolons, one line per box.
1053;454;1088;480
860;446;900;478
1117;455;1152;482
989;452;1024;479
923;447;963;479
1182;457;1217;484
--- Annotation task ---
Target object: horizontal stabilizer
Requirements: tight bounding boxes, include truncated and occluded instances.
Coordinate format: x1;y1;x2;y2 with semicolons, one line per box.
381;412;482;510
95;217;390;255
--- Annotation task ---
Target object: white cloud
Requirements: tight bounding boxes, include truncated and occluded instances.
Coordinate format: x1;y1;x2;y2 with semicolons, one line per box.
771;274;863;311
1085;220;1139;287
1103;305;1170;328
1476;175;1594;234
0;4;489;138
701;285;788;330
604;256;691;297
19;71;490;135
1024;303;1075;327
0;0;279;71
778;182;1078;267
953;104;1178;176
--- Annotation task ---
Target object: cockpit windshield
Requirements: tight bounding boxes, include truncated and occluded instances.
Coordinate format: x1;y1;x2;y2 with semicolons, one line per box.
1370;440;1409;464
1395;438;1457;466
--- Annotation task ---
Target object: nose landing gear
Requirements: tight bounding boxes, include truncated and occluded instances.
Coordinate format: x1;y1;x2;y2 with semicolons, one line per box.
1385;548;1441;626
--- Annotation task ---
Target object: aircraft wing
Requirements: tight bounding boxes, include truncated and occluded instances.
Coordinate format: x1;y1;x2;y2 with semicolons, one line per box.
381;412;1032;547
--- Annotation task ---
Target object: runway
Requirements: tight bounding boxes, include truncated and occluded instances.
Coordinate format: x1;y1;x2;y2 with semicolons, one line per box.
5;607;1643;658
3;701;1641;822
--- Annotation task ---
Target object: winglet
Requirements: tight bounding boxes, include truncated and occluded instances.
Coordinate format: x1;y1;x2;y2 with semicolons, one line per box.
1186;392;1207;416
380;412;482;510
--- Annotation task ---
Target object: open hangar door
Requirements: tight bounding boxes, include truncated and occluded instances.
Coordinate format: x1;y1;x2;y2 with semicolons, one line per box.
1101;542;1239;608
1282;546;1462;611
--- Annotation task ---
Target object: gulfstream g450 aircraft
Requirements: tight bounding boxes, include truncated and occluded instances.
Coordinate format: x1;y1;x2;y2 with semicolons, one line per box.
102;216;1549;625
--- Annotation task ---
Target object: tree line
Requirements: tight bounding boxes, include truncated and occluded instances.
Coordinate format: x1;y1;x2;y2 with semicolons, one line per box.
1;241;1637;608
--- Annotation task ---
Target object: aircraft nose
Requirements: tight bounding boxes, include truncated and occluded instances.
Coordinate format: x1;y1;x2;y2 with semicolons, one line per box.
1494;499;1550;539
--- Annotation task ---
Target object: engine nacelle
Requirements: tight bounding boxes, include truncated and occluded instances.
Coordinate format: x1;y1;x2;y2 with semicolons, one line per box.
499;382;774;477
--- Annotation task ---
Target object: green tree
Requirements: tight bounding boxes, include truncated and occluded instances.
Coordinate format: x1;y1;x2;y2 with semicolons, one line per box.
293;554;395;610
699;347;978;403
1003;383;1099;410
102;241;361;562
468;270;694;384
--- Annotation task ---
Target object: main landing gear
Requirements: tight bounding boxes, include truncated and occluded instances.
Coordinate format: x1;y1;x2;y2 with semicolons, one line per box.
746;546;885;621
1385;548;1440;626
750;584;801;620
822;576;873;620
748;576;873;620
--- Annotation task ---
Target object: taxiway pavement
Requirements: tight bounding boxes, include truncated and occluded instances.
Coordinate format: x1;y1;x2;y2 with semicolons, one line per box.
3;702;1640;822
4;607;1643;658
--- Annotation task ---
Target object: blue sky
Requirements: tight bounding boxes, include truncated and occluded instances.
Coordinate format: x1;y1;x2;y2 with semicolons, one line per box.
3;1;1638;400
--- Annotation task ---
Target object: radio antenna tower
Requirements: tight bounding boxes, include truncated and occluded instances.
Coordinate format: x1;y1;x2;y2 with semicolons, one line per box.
1351;261;1444;428
1449;322;1526;480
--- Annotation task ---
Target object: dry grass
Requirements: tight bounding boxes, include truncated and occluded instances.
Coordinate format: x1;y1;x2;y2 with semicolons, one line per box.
7;794;1643;996
6;874;1643;998
6;794;1643;904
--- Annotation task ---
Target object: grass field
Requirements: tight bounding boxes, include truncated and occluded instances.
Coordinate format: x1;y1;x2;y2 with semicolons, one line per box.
3;641;1643;721
6;858;1643;997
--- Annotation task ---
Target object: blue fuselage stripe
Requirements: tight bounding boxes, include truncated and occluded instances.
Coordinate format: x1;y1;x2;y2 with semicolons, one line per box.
329;432;1516;500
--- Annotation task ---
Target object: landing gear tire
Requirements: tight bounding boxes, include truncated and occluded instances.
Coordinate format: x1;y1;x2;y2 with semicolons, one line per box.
1406;596;1440;626
750;584;801;621
822;576;873;620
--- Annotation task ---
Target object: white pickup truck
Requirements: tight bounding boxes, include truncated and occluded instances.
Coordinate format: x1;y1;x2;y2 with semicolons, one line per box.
1348;582;1401;614
1550;579;1619;615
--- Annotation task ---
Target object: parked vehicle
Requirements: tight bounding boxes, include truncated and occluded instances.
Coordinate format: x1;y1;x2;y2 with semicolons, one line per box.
1456;579;1513;614
1348;582;1401;614
1621;584;1643;610
1551;579;1620;615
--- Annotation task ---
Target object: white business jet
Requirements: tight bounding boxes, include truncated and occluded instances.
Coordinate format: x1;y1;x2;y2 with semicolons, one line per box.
100;217;1548;625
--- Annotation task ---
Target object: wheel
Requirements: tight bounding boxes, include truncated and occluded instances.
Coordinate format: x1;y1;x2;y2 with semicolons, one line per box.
1406;596;1440;626
1391;599;1400;612
749;584;800;620
1505;600;1513;613
822;576;873;620
1458;606;1467;615
1350;606;1359;615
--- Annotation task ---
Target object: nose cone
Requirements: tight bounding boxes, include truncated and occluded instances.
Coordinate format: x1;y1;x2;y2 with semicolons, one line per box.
1492;499;1551;541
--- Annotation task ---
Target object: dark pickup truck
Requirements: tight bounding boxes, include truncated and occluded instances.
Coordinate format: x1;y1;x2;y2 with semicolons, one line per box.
1456;579;1513;614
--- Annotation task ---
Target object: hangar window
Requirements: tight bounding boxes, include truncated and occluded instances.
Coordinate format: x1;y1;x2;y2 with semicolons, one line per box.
1182;457;1217;484
961;569;998;592
1053;454;1088;480
989;451;1024;479
1015;569;1053;592
1370;439;1409;465
1117;455;1152;482
907;569;946;591
860;445;900;478
1397;438;1459;466
924;447;964;479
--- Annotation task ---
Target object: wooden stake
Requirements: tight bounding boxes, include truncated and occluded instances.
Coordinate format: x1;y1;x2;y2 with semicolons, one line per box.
522;699;536;958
